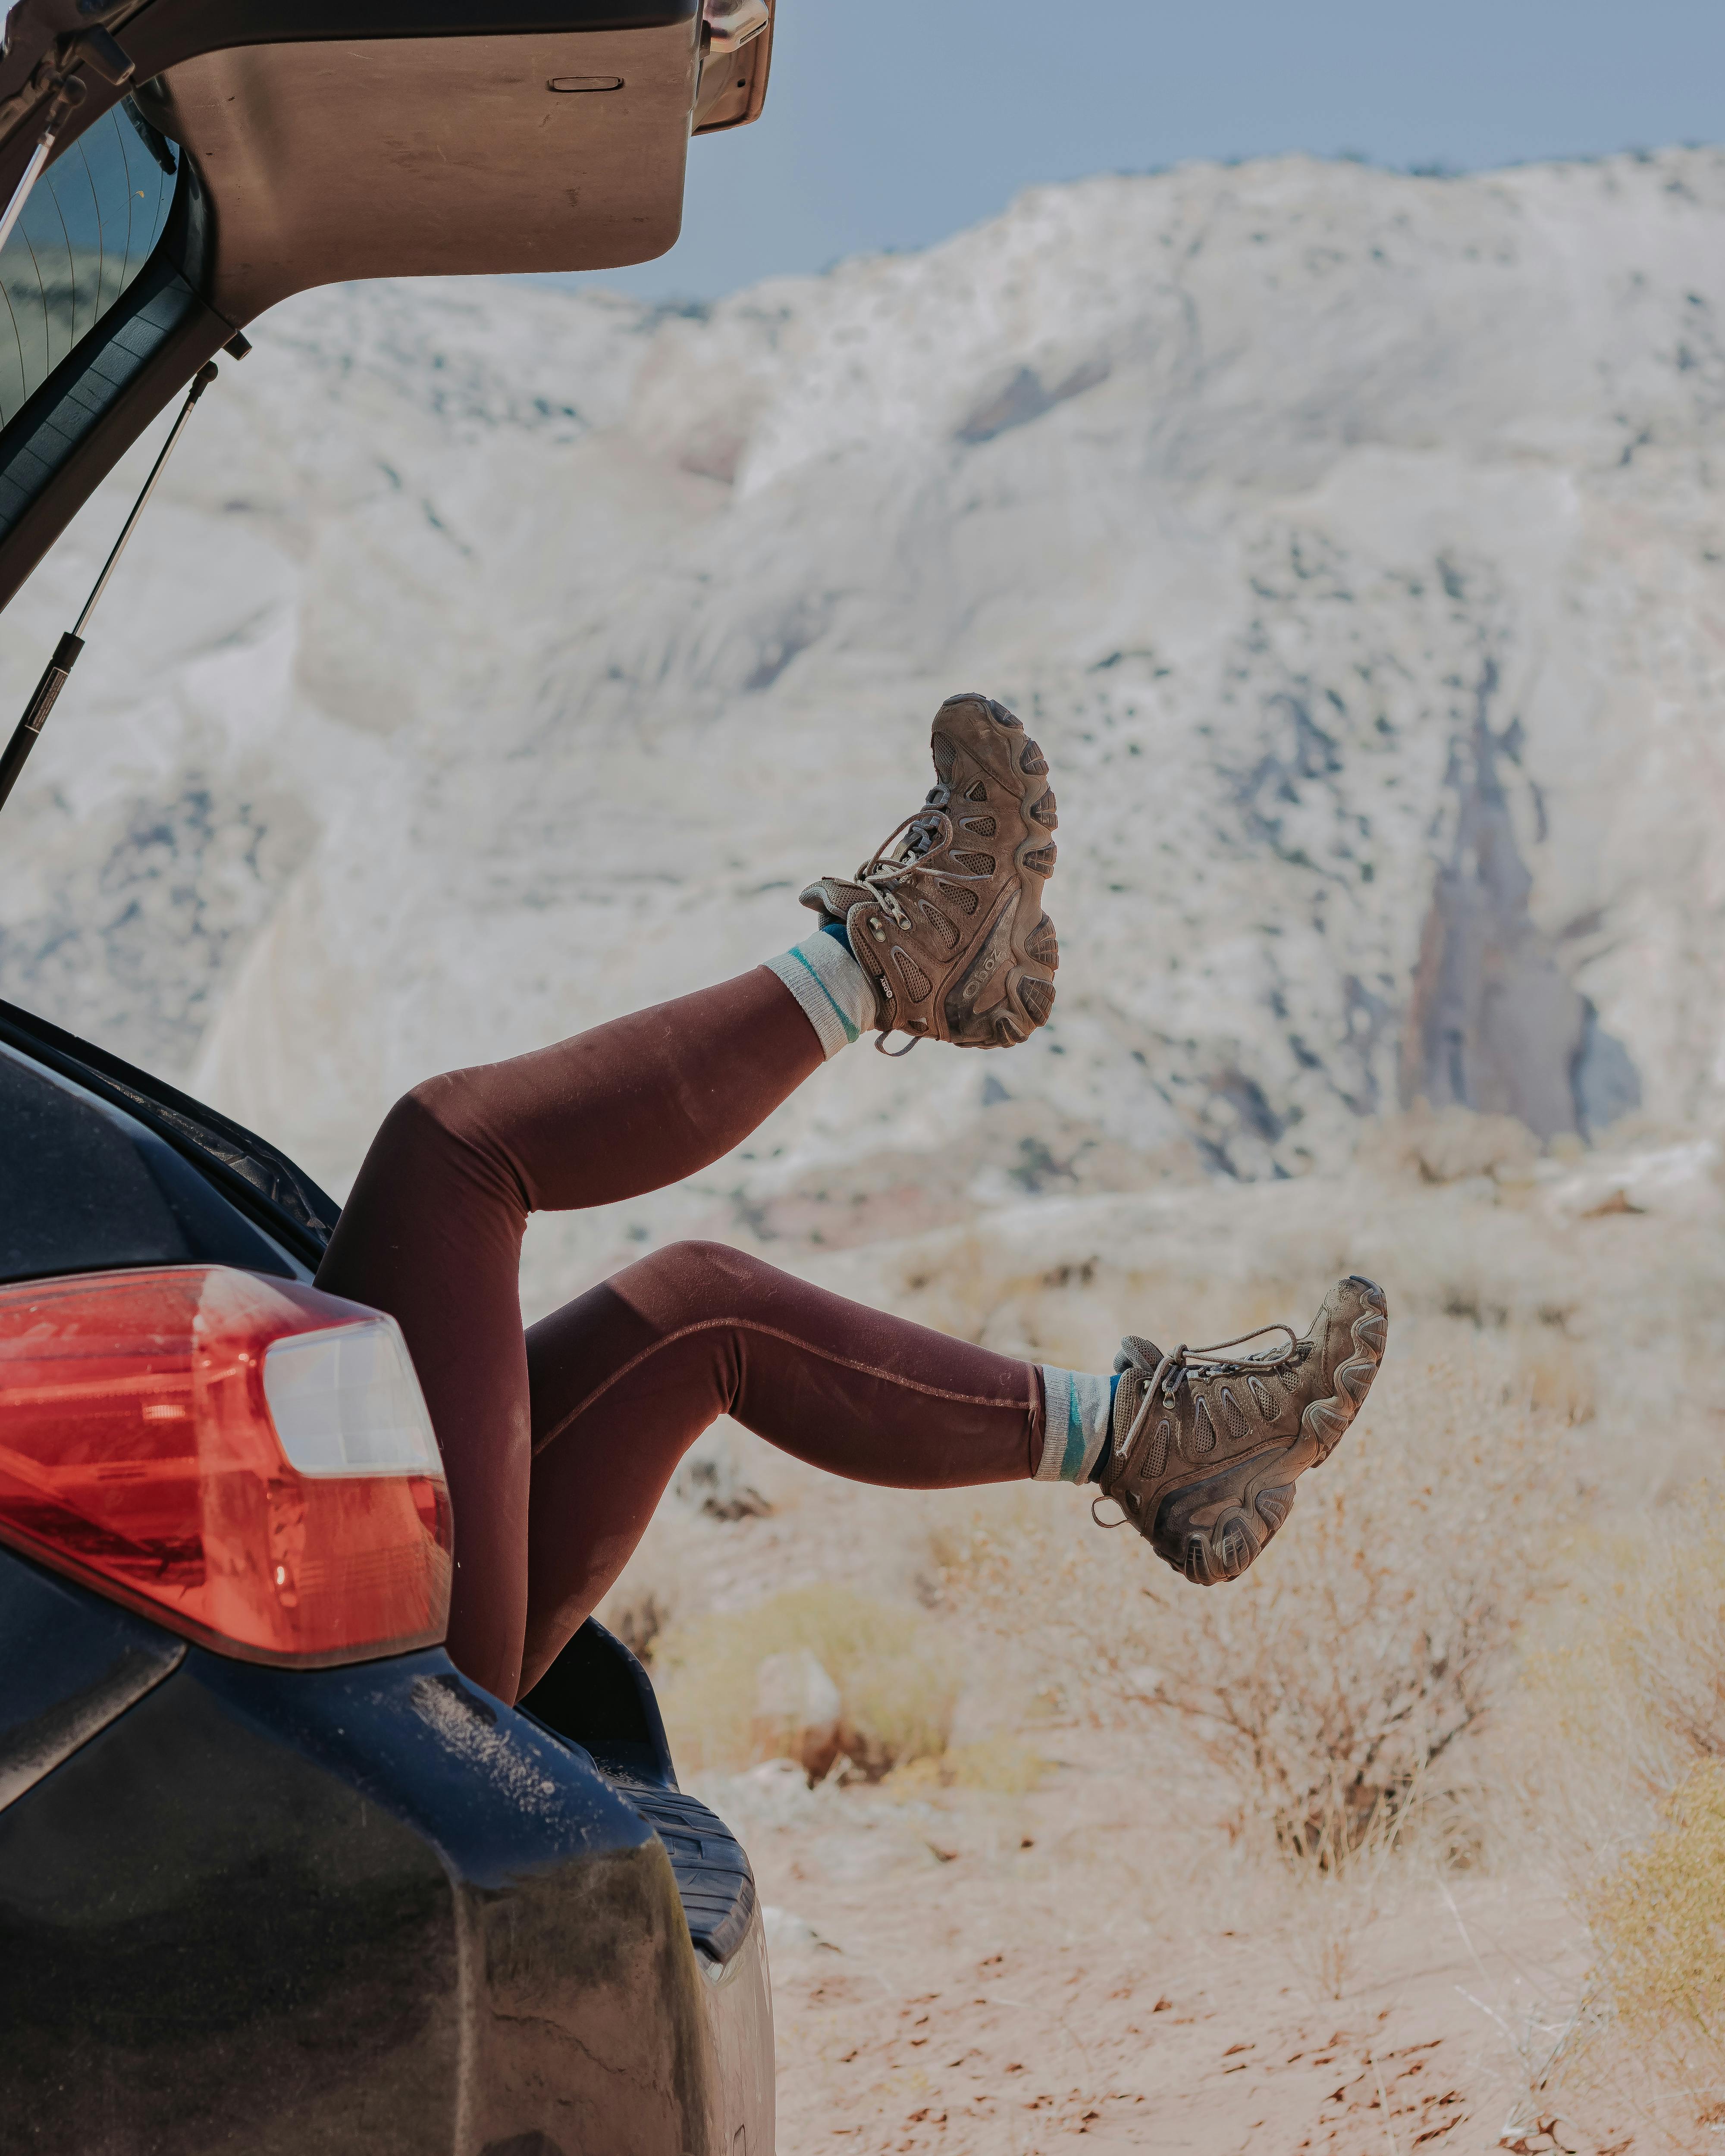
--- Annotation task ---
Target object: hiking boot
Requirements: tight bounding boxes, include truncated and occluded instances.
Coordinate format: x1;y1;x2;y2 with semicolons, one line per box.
1095;1276;1389;1584
800;692;1060;1052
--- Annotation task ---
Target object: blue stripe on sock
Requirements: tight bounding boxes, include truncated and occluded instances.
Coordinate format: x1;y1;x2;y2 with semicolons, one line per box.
790;946;860;1043
819;918;855;958
1060;1388;1088;1481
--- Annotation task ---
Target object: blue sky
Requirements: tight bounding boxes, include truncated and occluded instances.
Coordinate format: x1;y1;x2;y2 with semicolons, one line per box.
569;0;1725;302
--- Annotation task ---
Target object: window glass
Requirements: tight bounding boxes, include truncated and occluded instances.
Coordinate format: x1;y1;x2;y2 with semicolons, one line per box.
0;100;178;429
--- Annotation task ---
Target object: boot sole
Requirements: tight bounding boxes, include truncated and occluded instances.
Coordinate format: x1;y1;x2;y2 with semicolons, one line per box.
930;693;1060;1048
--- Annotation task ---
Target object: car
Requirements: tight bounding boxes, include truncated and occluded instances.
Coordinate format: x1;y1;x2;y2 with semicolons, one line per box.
0;6;779;2151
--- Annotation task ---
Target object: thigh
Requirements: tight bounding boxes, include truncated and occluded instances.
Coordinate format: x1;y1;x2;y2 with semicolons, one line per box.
417;968;821;1214
316;1091;534;1702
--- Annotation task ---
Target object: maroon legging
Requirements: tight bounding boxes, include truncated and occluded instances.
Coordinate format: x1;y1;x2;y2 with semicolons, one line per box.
315;967;1048;1702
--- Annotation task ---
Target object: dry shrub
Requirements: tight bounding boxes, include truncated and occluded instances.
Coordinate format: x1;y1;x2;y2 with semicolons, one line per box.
650;1583;960;1778
1134;1351;1571;1855
1582;1761;1725;2143
939;1344;1577;1853
1355;1100;1540;1185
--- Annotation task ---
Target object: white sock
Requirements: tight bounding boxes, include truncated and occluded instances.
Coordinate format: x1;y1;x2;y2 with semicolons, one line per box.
764;931;878;1060
1035;1367;1116;1483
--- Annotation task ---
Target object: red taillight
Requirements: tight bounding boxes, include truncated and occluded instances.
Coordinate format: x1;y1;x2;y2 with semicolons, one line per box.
0;1266;452;1666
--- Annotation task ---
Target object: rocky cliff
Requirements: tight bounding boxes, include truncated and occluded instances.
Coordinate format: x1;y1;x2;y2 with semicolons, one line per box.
0;148;1720;1289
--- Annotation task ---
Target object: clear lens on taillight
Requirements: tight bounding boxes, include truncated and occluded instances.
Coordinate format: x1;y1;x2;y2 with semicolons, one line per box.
0;1266;452;1667
263;1322;440;1477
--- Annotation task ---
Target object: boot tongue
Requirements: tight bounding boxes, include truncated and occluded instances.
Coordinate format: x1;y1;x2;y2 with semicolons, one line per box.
1113;1334;1164;1376
799;876;871;921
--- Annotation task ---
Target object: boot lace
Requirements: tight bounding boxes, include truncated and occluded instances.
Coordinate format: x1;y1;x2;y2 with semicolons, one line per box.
854;790;952;1057
1113;1323;1308;1468
853;793;951;931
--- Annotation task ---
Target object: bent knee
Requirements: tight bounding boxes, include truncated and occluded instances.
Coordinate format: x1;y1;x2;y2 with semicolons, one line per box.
400;1067;494;1145
638;1237;761;1278
621;1239;773;1297
367;1070;522;1202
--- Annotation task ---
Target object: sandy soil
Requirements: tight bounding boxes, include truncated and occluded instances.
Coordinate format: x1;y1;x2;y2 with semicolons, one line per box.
693;1745;1636;2156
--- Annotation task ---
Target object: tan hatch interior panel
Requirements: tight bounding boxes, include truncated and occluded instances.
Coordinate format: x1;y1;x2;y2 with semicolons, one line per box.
136;19;706;322
0;0;778;615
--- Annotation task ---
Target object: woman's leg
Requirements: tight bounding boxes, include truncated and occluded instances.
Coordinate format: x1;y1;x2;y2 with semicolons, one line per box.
519;1241;1045;1695
315;968;826;1700
317;690;1388;1705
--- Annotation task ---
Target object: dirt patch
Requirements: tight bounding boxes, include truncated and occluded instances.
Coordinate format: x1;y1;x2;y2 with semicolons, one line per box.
698;1742;1633;2156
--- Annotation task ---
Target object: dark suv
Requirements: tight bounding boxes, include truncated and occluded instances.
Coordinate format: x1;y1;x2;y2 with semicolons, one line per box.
0;7;778;2152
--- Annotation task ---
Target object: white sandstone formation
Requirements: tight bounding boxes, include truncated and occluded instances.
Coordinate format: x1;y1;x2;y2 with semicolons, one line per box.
0;149;1721;1307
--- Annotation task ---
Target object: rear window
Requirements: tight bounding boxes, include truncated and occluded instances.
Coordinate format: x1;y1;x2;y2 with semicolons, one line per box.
0;97;178;429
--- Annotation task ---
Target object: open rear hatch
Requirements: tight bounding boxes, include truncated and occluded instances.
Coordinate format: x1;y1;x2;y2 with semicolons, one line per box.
0;0;774;617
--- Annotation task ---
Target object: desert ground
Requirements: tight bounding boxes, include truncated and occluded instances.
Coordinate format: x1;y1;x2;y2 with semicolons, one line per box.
739;1754;1601;2155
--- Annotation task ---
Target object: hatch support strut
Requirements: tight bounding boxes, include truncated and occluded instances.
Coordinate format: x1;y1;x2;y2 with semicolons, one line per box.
0;357;225;821
0;126;57;257
0;69;89;259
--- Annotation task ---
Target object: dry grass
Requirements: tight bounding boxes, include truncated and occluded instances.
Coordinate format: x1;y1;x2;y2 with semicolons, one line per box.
1579;1761;1725;2144
1508;1499;1725;2144
649;1583;961;1779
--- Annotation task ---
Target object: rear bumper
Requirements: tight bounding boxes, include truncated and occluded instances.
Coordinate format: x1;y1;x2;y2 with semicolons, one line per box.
0;1550;772;2155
